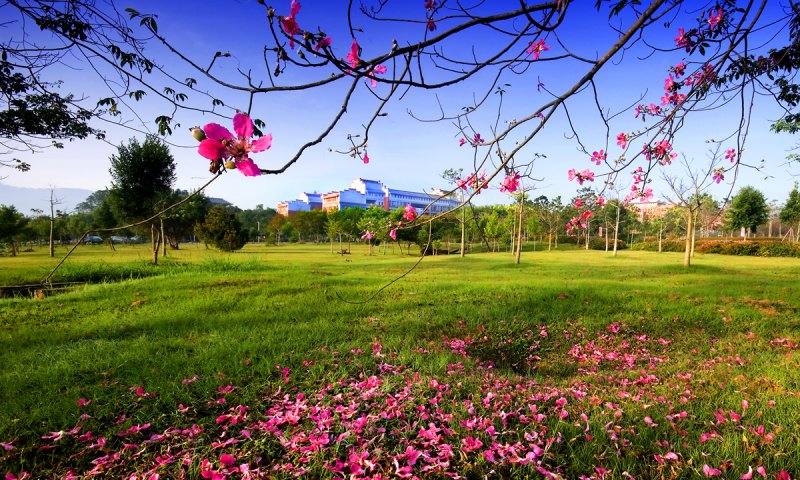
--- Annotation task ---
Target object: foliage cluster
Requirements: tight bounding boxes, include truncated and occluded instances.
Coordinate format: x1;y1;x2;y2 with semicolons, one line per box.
631;240;691;253
697;239;800;257
194;206;248;251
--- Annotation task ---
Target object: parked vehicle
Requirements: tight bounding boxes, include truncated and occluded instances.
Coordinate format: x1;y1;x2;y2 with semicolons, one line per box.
83;235;103;244
110;236;128;244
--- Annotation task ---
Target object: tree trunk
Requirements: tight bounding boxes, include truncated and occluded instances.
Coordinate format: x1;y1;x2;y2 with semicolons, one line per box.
49;206;55;258
151;224;160;265
460;204;466;258
515;197;523;265
683;213;693;268
613;206;620;257
585;219;590;250
161;218;167;257
690;212;697;258
658;223;663;252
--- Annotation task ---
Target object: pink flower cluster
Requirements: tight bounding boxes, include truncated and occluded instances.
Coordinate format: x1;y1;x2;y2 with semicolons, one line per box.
456;172;488;194
196;113;271;177
499;172;521;193
567;168;595;185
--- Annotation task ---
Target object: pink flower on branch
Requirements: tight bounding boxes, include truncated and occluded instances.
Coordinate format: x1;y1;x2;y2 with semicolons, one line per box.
368;64;387;88
725;148;737;162
403;204;418;221
314;36;332;52
361;231;373;240
591;149;606;165
526;39;550;60
197;113;271;177
280;0;302;49
567;168;594;185
617;133;628;149
347;38;360;69
708;8;723;31
713;168;724;184
500;172;521;193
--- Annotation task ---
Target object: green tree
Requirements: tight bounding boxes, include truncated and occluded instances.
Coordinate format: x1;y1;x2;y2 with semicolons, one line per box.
779;183;800;241
108;136;176;263
194;206;247;251
727;186;769;237
162;190;211;248
0;205;29;256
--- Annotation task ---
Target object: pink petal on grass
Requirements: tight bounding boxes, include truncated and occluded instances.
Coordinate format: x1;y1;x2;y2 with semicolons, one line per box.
232;113;254;138
203;123;233;142
198;140;227;160
220;453;236;467
251;134;272;153
236;158;261;177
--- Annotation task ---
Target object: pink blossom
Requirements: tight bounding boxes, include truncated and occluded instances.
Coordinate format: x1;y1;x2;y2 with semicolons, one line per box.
461;436;483;452
708;8;723;31
675;27;696;51
500;172;521;193
347;39;360;69
591;149;606;165
403;204;418;221
741;467;754;480
597;197;605;207
280;0;302;49
567;168;595;185
236;158;261;177
673;61;686;78
527;39;550;60
362;150;369;164
713;168;724;184
427;19;437;31
368;65;387;88
703;464;723;477
425;0;436;11
361;231;373;240
617;133;628;149
220;453;236;467
389;229;397;240
198;113;271;177
314;36;332;52
726;149;737;162
574;199;583;208
459;138;467;147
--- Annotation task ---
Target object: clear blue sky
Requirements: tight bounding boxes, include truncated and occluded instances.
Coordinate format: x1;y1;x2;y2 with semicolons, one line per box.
1;0;798;211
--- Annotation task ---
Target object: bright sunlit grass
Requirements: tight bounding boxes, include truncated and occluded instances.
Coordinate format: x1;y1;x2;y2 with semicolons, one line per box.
1;244;798;478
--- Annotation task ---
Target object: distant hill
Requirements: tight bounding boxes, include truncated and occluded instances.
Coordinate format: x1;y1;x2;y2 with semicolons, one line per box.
0;184;94;215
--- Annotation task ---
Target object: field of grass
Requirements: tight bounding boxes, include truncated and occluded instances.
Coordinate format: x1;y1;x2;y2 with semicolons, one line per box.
1;243;799;478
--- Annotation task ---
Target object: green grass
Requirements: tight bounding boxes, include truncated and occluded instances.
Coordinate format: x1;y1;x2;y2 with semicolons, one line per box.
1;243;799;478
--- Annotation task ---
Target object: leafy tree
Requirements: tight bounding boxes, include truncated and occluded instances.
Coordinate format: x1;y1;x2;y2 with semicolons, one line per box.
0;57;101;172
726;186;769;237
108;136;176;263
266;214;287;244
162;190;211;248
194;206;247;251
0;205;29;256
779;183;800;241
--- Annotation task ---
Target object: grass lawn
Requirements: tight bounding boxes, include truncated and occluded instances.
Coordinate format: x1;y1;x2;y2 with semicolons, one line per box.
1;243;799;478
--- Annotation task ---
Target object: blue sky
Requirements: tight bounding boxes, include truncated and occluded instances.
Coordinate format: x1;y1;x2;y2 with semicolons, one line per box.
1;0;798;211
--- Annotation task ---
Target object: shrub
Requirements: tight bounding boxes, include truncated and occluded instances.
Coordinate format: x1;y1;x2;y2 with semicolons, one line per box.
587;238;626;250
194;206;248;252
698;240;759;256
757;242;800;258
630;240;685;252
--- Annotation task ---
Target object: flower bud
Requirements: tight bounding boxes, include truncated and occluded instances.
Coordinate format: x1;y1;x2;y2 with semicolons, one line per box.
190;127;206;142
225;160;236;170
